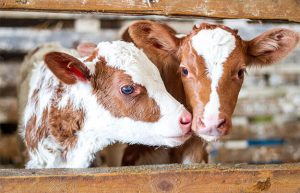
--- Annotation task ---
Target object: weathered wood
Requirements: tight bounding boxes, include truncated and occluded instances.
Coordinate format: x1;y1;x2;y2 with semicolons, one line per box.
1;0;300;22
0;164;299;193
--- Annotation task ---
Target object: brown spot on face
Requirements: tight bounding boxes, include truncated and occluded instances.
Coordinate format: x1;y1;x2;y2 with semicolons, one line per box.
91;57;160;122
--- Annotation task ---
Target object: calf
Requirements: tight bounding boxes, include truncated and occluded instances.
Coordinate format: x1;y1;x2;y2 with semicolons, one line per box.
119;21;299;165
20;41;192;168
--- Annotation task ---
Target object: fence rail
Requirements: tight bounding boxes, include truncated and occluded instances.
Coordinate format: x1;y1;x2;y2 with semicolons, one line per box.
1;0;300;22
1;163;300;193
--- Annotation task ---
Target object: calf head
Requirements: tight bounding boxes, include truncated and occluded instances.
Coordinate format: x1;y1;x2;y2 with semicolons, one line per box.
44;41;191;147
123;21;299;141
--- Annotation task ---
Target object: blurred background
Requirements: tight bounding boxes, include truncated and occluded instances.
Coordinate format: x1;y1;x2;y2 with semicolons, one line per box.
0;11;299;168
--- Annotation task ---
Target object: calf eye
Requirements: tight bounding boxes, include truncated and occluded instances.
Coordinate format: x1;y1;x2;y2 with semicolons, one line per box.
182;67;189;76
238;68;246;79
121;85;134;95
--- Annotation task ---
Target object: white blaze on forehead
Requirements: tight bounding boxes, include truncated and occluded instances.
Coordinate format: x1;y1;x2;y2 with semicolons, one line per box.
191;28;235;121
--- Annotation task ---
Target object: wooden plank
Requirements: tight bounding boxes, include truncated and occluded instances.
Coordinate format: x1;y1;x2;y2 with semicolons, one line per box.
0;10;192;20
0;164;300;193
1;0;300;22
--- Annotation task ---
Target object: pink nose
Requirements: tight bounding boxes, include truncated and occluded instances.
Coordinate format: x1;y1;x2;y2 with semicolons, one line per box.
179;110;192;134
198;115;228;136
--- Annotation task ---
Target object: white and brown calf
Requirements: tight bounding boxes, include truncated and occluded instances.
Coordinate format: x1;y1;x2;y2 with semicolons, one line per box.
119;21;299;165
20;41;192;168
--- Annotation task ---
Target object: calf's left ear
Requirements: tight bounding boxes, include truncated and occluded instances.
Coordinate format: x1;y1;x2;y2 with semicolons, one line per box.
246;28;299;66
44;52;91;84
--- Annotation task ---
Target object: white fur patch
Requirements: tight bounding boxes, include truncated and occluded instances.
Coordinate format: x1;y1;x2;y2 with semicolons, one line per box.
191;28;235;121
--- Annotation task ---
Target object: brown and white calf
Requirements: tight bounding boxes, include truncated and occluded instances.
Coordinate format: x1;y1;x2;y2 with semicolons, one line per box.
20;41;192;168
118;21;299;165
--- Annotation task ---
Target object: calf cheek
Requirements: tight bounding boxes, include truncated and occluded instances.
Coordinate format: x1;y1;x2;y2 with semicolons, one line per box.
218;82;241;122
92;68;160;123
98;91;160;123
126;96;160;122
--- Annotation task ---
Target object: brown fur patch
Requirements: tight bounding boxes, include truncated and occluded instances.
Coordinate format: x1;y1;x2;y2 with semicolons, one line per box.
25;83;85;157
25;109;50;151
91;57;160;122
49;101;85;158
25;115;37;150
47;84;85;157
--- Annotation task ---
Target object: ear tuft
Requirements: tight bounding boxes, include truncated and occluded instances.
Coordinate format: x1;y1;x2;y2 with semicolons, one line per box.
44;52;91;84
247;28;299;65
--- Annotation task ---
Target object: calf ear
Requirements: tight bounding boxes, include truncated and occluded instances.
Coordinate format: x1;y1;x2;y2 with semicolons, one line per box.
124;20;180;58
246;28;299;66
44;52;91;85
76;42;97;57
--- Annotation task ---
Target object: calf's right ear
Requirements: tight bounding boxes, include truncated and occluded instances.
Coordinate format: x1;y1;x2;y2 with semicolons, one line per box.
44;52;91;85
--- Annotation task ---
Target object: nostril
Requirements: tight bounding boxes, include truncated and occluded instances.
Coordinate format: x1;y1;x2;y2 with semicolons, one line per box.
217;119;226;129
180;117;191;125
179;110;192;134
179;110;192;125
